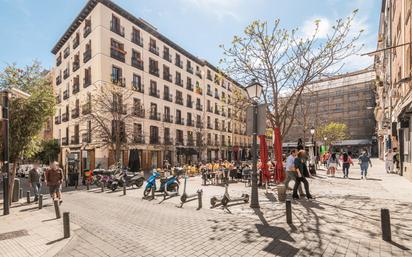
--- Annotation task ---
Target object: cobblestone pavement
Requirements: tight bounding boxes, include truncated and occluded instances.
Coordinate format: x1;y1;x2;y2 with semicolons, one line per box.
47;159;412;257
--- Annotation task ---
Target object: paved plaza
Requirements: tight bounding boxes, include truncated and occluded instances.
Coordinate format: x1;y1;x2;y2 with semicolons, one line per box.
1;159;412;256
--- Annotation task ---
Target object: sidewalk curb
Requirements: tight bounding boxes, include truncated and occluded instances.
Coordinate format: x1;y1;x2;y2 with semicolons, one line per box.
41;226;81;257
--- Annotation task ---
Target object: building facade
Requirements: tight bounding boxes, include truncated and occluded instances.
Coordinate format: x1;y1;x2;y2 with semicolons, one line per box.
284;68;377;156
51;0;250;173
374;0;412;181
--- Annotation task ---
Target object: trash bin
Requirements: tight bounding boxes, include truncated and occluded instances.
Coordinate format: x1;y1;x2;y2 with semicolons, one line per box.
12;178;20;202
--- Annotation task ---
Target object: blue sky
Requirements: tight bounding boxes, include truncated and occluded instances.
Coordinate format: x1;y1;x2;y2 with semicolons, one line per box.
0;0;380;72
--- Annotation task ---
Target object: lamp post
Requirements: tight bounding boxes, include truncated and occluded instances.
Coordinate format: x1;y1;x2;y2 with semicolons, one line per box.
2;91;10;215
310;127;316;167
245;79;263;209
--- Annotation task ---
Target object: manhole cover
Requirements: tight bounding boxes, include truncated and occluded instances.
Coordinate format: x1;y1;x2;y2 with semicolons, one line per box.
0;229;29;241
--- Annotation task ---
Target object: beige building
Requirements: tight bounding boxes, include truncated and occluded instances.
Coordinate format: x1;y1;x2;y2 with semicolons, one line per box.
374;0;412;181
51;0;250;173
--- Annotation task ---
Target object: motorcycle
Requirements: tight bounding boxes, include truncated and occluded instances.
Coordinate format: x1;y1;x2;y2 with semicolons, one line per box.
111;170;145;191
143;170;180;197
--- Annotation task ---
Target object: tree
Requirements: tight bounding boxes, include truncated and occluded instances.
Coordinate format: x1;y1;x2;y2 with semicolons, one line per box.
81;82;137;165
220;10;363;142
35;139;60;164
0;61;55;203
315;122;349;146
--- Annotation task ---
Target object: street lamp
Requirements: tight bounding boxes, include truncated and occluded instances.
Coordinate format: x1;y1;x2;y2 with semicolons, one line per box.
245;79;263;209
310;127;316;166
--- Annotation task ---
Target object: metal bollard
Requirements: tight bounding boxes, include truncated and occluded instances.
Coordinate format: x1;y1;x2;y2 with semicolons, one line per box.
151;187;155;200
286;200;292;224
53;200;61;219
26;191;31;204
19;188;23;199
197;189;203;210
63;212;70;238
38;194;43;209
123;184;126;195
381;208;391;241
86;183;90;191
101;182;104;192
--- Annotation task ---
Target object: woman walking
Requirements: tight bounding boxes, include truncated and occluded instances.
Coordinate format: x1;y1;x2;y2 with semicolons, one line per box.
327;153;340;177
358;151;372;179
341;153;353;178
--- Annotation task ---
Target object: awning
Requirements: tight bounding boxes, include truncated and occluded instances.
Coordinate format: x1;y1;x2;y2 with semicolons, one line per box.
176;147;198;155
332;139;372;146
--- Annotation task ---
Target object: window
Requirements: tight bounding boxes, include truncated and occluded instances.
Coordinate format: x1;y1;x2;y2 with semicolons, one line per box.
132;74;142;91
150;126;159;144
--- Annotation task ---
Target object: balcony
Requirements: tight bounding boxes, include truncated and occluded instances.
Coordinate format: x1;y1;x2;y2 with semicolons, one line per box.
207;90;212;96
214;109;220;115
110;47;125;62
56;76;62;86
175;59;183;69
207;139;212;145
132;81;144;93
221;126;226;132
71;108;79;119
63;90;69;100
196;140;202;147
186;100;193;108
150;137;160;145
163;93;173;102
196;104;203;111
149;45;159;55
61;137;68;146
207;124;212;129
111;76;126;87
149;89;160;98
82;133;91;143
62;113;69;122
163;72;172;82
207;74;213;81
83;49;91;63
70;135;80;145
54;116;61;125
56;56;62;67
175;138;184;146
175;117;184;125
82;103;91;115
163;114;173;123
72;61;80;72
222;112;226;117
149;67;159;77
163;52;172;62
64;49;70;59
83;25;91;38
83;77;91;88
228;127;232;133
214;124;219;130
63;69;70;79
207;107;213;113
131;35;143;47
175;78;183;87
196;121;203;128
187;138;194;146
149;112;161;121
214;94;220;100
186;66;193;74
164;137;173;145
56;95;61;104
132;107;145;118
196;70;202;78
186;119;194;127
73;38;79;49
133;135;145;144
110;21;125;37
131;58;144;70
72;83;80;94
186;82;194;91
175;96;183;105
214;141;220;147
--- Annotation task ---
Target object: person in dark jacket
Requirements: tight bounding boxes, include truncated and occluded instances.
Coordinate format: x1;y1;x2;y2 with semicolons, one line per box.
292;150;313;200
29;163;42;202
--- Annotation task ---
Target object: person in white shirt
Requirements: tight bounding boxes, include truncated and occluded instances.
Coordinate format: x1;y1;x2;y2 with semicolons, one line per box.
284;149;303;194
385;149;394;173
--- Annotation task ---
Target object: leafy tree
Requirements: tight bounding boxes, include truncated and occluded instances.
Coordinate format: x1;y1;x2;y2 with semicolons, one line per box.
220;11;363;143
315;122;349;146
35;139;60;164
0;61;55;203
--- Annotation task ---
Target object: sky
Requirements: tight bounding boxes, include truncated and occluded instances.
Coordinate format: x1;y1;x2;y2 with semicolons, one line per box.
0;0;380;73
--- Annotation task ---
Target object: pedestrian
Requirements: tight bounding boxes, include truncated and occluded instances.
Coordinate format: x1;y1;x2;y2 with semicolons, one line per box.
341;153;353;178
385;149;394;173
284;149;304;195
292;150;313;200
327;153;340;177
45;161;63;204
393;149;400;173
358;151;372;180
28;163;42;202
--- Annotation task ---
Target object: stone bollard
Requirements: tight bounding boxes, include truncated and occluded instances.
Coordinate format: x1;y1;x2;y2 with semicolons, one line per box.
53;200;61;219
151;187;155;200
123;184;126;195
19;188;23;199
277;184;286;202
286;200;292;224
63;212;70;238
12;179;20;202
381;208;391;241
197;189;203;210
26;191;31;204
38;194;43;209
86;183;90;191
101;182;104;192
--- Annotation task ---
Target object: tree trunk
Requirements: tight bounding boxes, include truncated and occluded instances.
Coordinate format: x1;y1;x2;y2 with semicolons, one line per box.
8;162;18;205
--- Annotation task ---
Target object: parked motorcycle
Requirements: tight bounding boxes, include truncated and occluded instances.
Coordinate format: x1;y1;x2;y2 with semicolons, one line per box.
111;170;145;191
143;170;179;197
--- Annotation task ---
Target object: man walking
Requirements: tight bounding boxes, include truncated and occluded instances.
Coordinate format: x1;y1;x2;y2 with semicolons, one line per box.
385;149;394;173
284;149;303;195
28;163;42;202
293;150;313;200
45;162;63;204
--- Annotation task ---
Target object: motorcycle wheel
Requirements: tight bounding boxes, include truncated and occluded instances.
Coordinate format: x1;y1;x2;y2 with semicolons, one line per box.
221;196;230;206
143;187;151;197
95;181;101;187
135;178;144;188
168;183;179;193
111;183;118;192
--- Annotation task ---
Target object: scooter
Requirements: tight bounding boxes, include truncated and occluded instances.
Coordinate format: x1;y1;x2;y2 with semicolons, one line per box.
111;171;145;191
143;171;161;197
143;171;179;197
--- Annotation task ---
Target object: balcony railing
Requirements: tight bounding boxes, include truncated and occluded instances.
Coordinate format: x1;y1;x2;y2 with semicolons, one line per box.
83;25;91;38
149;67;159;77
186;66;193;74
150;137;160;144
70;135;80;145
82;133;91;143
131;58;144;70
163;73;172;82
131;34;143;47
73;38;79;49
72;61;80;72
175;78;183;87
207;124;212;129
111;76;126;87
196;121;203;128
71;108;79;119
186;100;193;108
62;137;68;146
54;116;61;125
83;77;91;88
132;81;144;93
187;139;194;146
72;83;80;94
163;93;173;102
186;82;194;91
163;114;173;123
207;107;213;113
175;117;184;125
214;109;220;115
56;95;61;104
149;45;159;55
133;107;145;118
207;74;213;81
149;112;161;121
175;59;183;69
110;21;125;37
207;90;212;96
149;89;160;98
83;49;91;63
64;49;70;59
163;52;172;62
56;57;62;67
164;137;173;145
63;90;69;100
82;103;91;115
133;135;145;144
214;94;220;100
56;76;62;85
111;47;125;62
175;139;184;146
186;119;194;127
175;97;183;105
196;70;202;78
214;124;219;130
62;113;69;122
63;69;70;79
196;104;203;111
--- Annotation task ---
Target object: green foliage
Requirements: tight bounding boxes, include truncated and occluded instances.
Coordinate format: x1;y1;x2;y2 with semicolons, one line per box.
316;122;349;145
35;139;60;164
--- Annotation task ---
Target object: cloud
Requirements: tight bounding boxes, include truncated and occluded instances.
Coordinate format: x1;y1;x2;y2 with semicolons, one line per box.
302;17;331;39
178;0;242;21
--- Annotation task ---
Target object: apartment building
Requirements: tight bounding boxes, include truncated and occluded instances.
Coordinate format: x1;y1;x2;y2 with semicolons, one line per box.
284;68;377;155
51;0;250;172
374;0;412;181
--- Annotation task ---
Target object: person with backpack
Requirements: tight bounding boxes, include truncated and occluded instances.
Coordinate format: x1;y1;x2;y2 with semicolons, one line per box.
292;150;313;200
341;152;353;178
358;151;372;179
327;153;340;177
